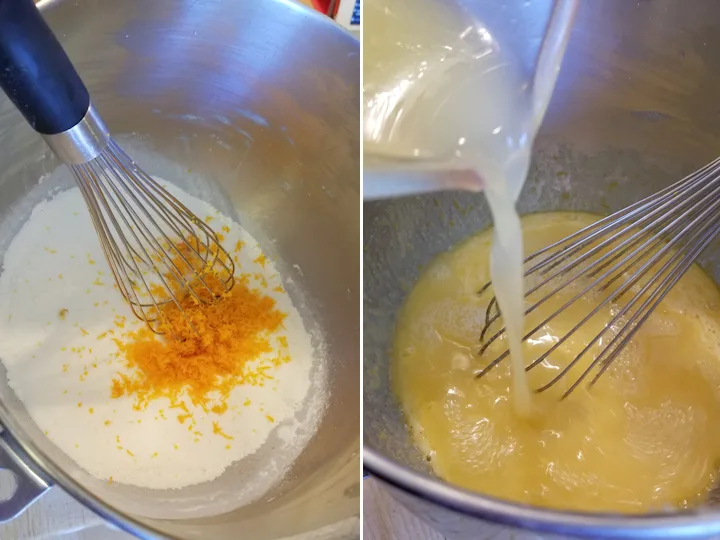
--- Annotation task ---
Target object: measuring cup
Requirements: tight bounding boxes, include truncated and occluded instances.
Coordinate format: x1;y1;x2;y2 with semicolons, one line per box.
363;0;578;200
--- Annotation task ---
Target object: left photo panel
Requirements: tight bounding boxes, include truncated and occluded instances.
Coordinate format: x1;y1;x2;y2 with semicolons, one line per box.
0;0;360;538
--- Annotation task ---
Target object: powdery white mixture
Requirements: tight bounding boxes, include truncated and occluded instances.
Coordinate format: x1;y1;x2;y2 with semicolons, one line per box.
0;179;322;490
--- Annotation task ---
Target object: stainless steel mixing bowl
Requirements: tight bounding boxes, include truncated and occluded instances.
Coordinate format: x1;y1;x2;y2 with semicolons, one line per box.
0;0;359;538
363;1;720;538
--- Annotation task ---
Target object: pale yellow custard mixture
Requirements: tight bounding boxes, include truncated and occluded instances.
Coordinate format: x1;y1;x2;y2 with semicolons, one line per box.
393;212;720;512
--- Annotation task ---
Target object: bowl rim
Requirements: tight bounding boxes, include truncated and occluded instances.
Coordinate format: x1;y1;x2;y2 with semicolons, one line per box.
364;446;720;539
0;0;359;538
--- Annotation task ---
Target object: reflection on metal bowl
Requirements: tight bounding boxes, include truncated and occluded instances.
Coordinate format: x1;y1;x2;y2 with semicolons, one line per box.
0;0;359;538
363;0;720;538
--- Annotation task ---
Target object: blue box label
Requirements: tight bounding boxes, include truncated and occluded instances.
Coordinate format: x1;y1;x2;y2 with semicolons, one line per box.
351;0;360;25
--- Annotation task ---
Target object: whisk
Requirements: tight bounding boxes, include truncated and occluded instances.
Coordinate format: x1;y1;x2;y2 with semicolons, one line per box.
0;0;234;334
476;156;720;398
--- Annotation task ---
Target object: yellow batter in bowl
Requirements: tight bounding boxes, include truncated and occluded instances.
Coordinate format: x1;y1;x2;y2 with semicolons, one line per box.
392;212;720;513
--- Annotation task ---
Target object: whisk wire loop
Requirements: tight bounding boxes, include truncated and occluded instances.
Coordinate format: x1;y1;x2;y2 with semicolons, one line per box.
70;139;235;335
479;163;720;344
476;157;720;396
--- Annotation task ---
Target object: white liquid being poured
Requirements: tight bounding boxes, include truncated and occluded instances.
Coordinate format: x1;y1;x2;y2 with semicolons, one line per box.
365;0;574;413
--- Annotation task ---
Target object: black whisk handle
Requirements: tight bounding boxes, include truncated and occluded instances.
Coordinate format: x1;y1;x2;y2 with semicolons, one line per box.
0;0;90;135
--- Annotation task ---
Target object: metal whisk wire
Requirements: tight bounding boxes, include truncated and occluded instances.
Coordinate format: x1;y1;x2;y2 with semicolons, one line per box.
72;139;235;335
476;157;720;397
0;0;235;336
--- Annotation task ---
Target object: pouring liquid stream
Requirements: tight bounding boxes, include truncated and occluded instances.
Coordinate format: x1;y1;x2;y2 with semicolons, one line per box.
365;0;575;415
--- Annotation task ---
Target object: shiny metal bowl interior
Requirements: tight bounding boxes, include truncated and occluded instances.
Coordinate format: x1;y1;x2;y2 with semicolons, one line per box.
363;1;720;538
0;0;359;538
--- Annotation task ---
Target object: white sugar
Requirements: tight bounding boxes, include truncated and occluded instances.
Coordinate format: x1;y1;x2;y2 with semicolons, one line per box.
0;179;324;493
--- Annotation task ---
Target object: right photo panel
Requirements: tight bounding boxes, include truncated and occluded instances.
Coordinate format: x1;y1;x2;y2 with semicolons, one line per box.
363;0;720;538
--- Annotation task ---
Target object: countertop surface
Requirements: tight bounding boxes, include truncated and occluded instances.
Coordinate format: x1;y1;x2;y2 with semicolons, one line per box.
0;487;133;539
364;478;445;540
